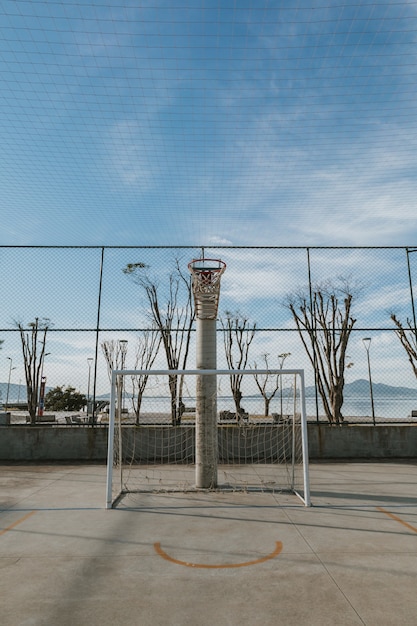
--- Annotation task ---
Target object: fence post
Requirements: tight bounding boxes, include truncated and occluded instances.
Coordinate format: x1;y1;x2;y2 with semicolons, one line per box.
92;247;104;425
307;248;320;423
406;248;417;349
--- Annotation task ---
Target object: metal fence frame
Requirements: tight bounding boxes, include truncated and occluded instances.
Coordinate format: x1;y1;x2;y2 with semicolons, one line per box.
1;245;417;425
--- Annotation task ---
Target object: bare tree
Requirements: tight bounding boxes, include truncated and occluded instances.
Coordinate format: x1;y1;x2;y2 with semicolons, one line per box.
101;339;129;422
101;340;128;381
390;313;417;378
252;354;281;416
123;259;194;426
131;328;162;424
221;311;256;419
287;280;356;425
16;317;50;425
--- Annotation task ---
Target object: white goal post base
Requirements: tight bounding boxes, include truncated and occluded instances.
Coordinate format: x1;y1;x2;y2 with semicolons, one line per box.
105;369;311;508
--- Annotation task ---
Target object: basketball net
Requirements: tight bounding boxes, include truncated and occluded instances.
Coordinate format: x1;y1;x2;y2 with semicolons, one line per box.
188;258;226;319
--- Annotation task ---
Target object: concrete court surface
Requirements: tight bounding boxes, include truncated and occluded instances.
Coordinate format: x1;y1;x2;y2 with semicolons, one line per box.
0;463;417;626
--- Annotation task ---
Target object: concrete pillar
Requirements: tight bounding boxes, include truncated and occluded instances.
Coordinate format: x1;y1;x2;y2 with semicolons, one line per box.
189;258;225;489
195;318;217;488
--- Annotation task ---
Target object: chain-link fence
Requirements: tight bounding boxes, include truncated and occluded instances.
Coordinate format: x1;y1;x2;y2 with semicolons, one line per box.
1;246;417;424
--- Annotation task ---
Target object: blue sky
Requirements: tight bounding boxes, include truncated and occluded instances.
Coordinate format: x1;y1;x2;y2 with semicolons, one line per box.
2;2;417;405
1;0;417;246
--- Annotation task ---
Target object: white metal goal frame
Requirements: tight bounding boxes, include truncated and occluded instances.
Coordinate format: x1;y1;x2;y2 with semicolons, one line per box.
105;368;311;508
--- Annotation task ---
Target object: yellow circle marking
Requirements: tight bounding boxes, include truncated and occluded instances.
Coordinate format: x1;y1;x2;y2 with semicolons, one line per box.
154;540;283;569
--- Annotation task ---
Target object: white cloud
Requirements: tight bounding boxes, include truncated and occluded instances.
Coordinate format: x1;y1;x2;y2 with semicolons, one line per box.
208;236;233;246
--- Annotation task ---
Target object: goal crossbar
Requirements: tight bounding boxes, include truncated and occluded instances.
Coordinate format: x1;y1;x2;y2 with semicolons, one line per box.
106;368;311;508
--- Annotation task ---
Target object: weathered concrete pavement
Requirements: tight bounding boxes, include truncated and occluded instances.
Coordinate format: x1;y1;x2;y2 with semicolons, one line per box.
1;462;417;626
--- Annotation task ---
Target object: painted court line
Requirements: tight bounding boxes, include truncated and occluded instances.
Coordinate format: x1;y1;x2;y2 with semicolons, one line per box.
377;506;417;534
0;511;36;536
154;541;283;568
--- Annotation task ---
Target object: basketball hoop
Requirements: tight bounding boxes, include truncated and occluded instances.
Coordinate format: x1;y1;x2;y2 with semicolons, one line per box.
188;258;226;319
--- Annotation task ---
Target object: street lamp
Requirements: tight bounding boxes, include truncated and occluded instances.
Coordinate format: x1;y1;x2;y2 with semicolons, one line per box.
278;352;291;417
38;352;50;417
362;338;376;426
119;340;128;412
87;358;94;416
5;357;16;412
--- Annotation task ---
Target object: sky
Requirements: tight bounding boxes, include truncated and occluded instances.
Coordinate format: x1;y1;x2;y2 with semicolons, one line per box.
1;1;417;408
1;0;417;246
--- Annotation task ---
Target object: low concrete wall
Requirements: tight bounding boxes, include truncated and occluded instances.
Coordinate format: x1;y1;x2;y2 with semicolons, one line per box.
0;412;11;426
0;424;416;462
308;424;417;459
0;426;108;461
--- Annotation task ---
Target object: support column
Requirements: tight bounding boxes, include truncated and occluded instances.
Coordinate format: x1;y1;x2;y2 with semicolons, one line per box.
195;318;217;488
188;258;226;490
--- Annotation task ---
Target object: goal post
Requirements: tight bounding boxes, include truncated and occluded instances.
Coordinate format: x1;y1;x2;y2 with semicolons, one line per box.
105;368;311;508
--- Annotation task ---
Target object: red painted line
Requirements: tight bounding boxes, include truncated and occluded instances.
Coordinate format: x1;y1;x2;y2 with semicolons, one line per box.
154;541;283;568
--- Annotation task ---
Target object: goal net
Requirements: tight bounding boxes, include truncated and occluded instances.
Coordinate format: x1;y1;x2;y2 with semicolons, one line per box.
105;369;310;508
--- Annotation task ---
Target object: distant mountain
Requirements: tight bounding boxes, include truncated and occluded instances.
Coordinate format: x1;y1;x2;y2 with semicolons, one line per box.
305;378;417;398
88;379;417;401
0;382;27;404
1;379;416;405
346;379;417;396
0;382;51;404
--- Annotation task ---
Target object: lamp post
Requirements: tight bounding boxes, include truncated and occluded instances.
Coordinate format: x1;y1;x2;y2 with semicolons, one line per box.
278;352;291;417
119;340;128;412
363;338;376;426
5;357;16;412
87;358;93;416
38;352;50;417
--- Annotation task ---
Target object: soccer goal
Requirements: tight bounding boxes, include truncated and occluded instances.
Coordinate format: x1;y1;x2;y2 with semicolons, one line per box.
105;369;311;508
